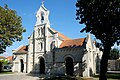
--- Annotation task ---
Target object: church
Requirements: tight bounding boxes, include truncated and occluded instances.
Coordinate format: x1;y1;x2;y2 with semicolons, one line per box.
12;2;103;77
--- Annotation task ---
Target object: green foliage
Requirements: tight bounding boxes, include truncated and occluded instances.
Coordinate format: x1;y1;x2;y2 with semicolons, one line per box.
93;73;120;79
0;71;13;74
109;48;119;60
0;4;26;53
76;0;120;79
0;59;8;65
0;61;2;72
0;59;9;73
76;0;120;46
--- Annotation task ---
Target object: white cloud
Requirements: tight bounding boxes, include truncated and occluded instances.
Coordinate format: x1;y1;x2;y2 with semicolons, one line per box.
0;52;12;57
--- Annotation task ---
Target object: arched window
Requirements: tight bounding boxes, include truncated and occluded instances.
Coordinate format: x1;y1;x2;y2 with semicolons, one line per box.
38;28;40;36
41;13;44;23
38;42;43;51
40;42;43;50
41;27;44;37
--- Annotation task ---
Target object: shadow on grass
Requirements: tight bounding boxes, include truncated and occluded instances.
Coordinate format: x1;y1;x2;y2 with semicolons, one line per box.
27;73;93;80
43;76;78;80
42;76;93;80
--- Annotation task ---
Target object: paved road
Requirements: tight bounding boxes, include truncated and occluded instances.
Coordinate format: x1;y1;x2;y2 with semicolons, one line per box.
0;73;40;80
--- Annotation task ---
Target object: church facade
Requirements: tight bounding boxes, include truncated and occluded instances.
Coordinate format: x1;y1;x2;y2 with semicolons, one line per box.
12;2;102;77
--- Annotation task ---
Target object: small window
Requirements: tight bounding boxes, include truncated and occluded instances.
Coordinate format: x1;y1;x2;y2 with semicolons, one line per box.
41;27;44;36
41;13;44;23
40;42;43;50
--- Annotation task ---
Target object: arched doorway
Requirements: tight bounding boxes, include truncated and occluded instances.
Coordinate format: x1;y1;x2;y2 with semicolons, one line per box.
65;57;74;76
20;59;24;72
39;57;45;74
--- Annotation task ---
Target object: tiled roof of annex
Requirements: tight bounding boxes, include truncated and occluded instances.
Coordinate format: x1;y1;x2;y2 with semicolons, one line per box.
7;56;13;61
13;45;28;54
0;56;6;59
60;38;85;48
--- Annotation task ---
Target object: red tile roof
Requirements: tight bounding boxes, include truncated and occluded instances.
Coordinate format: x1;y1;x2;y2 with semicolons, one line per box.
13;45;28;54
7;56;13;61
0;56;6;59
60;38;85;48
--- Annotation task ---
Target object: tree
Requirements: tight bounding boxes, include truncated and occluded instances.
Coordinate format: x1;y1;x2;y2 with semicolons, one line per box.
0;59;9;73
109;48;119;60
76;0;120;80
0;5;26;53
0;61;2;72
0;59;8;65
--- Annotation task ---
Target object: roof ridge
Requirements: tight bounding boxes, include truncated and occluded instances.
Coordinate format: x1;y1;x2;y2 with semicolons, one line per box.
13;45;25;53
62;38;85;41
13;45;27;53
60;38;85;48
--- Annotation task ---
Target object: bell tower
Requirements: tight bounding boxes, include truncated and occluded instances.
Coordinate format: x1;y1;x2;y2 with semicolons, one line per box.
28;1;51;74
35;1;50;26
33;1;50;54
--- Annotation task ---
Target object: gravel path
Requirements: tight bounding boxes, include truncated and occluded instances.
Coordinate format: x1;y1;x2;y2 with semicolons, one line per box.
0;73;119;80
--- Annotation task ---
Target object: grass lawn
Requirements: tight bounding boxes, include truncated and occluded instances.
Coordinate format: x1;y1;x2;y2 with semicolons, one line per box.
0;71;13;74
107;73;120;79
93;73;120;79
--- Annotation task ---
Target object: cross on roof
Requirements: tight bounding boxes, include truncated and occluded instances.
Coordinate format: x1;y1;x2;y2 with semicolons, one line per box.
42;0;44;6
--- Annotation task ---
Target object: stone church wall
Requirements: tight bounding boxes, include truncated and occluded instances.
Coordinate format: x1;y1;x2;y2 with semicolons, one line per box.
54;47;85;76
12;54;27;73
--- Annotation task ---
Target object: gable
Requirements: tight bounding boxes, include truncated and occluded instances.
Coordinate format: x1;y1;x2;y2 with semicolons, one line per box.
13;45;28;54
48;27;57;34
48;27;71;41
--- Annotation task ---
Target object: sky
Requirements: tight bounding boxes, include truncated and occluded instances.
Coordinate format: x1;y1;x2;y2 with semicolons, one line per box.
0;0;88;56
0;0;119;56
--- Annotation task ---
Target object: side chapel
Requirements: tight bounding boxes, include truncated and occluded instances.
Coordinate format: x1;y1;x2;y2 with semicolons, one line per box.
12;2;103;77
